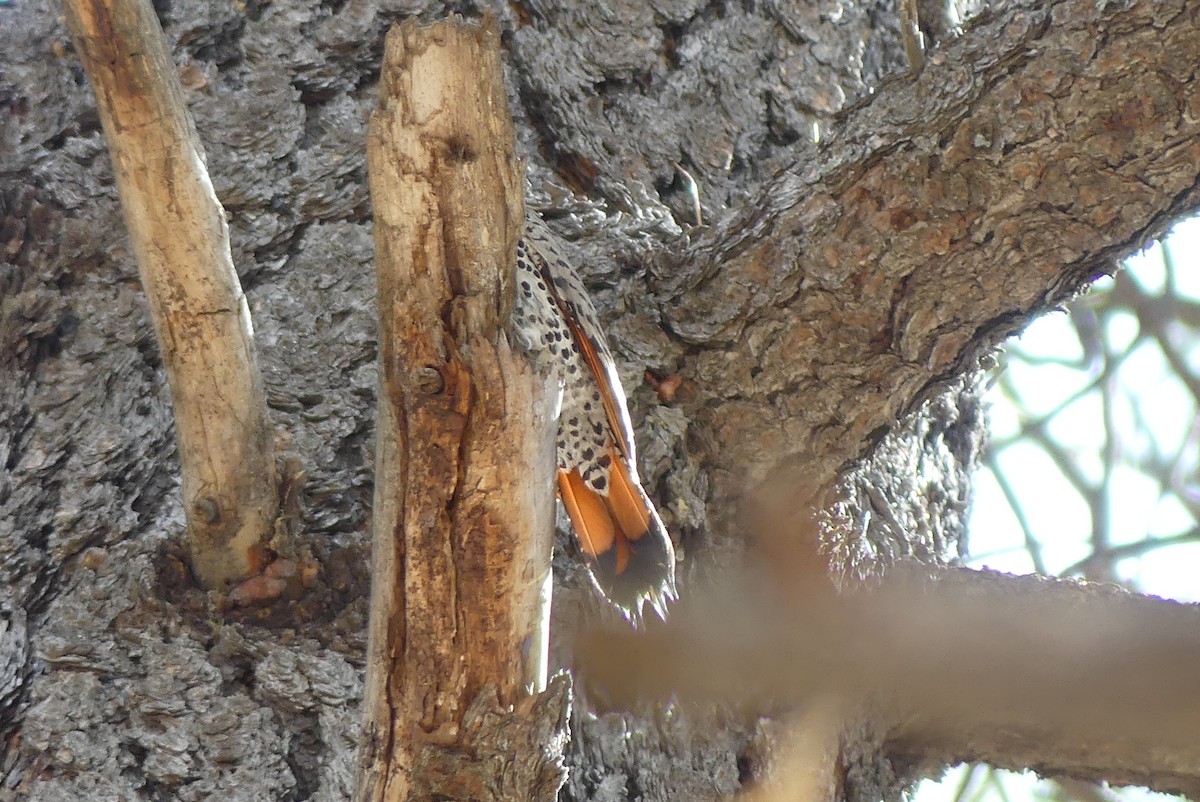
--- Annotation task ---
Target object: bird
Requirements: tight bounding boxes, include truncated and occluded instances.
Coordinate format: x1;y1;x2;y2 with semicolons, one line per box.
511;210;677;620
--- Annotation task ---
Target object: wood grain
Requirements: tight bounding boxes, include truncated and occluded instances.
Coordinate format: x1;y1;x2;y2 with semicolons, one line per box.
61;0;279;588
354;14;567;802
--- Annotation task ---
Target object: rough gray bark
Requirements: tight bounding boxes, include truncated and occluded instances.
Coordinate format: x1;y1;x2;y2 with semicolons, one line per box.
2;0;1199;800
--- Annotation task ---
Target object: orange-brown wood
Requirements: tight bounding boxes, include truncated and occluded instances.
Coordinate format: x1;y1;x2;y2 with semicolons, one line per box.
354;14;563;802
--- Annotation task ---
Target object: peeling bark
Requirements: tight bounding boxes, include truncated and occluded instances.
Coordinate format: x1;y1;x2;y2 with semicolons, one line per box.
354;16;566;802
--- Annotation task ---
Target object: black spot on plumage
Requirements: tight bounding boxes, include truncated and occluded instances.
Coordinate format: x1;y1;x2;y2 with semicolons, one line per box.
518;210;677;615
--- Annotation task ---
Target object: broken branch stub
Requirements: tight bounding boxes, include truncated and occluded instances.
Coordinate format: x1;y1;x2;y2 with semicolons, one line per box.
61;0;279;589
355;14;566;802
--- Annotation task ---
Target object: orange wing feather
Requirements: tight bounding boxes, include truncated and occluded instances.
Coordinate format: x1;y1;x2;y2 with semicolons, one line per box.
604;445;652;539
556;446;673;614
526;218;676;616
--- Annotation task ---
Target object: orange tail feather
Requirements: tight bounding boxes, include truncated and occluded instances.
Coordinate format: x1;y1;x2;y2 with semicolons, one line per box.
558;469;615;560
557;448;676;616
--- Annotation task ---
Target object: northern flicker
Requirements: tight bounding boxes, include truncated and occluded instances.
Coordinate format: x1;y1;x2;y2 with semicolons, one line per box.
512;210;677;618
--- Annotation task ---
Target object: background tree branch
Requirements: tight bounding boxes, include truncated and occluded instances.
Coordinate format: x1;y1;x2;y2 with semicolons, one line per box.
658;0;1200;507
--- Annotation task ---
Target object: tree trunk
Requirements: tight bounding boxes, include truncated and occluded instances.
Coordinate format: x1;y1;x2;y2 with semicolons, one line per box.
3;0;1200;800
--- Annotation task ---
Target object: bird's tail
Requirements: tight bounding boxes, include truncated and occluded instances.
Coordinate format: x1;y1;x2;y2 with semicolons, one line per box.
557;447;677;620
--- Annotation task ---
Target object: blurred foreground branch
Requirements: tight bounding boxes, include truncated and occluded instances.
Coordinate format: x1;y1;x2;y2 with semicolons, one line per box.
580;566;1200;797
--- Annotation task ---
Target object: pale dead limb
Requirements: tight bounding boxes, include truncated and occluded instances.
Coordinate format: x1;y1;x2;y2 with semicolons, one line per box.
61;0;278;589
354;14;566;802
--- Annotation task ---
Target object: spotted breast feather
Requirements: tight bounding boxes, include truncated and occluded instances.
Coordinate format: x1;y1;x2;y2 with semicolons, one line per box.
512;211;677;619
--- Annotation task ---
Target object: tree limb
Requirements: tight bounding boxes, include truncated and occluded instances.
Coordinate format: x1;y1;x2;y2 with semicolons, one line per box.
579;565;1200;796
61;0;279;589
661;0;1200;496
354;15;567;802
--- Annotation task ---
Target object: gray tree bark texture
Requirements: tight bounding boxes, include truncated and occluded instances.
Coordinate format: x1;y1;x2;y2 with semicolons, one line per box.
3;0;1200;800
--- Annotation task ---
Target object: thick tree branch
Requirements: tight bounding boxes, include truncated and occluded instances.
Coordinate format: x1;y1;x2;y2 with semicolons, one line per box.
579;565;1200;796
8;1;1199;799
61;0;279;588
354;15;567;802
661;0;1200;494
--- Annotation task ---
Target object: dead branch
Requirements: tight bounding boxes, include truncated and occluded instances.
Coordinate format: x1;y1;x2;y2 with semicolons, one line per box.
579;565;1200;797
61;0;279;589
354;14;566;802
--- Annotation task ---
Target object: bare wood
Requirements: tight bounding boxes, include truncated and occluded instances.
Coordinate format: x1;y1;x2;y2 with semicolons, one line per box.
61;0;278;589
355;14;565;802
579;566;1200;796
